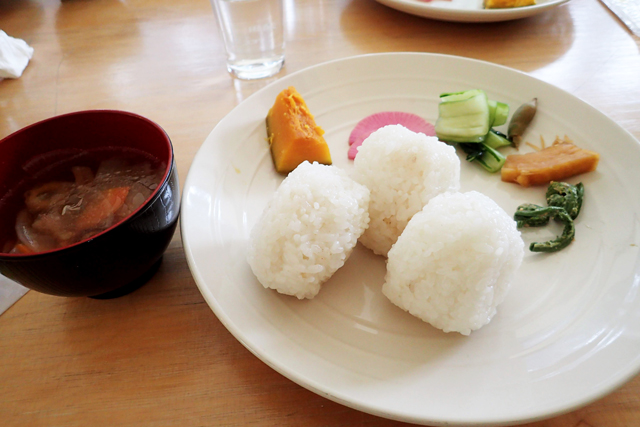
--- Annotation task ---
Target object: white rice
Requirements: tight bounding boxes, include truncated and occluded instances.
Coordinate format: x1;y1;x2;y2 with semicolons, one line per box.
353;124;460;257
247;161;370;299
382;191;524;335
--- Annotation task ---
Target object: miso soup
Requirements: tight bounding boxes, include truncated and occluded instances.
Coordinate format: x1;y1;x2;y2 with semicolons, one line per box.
0;148;166;254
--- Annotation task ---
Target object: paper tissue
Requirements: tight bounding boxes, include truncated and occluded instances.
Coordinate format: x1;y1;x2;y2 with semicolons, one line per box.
0;30;34;79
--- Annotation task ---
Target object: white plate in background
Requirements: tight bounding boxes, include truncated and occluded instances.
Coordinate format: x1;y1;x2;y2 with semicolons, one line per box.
181;53;640;426
374;0;570;22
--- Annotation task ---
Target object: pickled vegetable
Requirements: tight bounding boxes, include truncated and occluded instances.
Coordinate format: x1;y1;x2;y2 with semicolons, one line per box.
347;111;435;160
515;205;575;253
508;98;537;147
266;87;331;174
484;129;511;150
435;89;492;143
546;181;584;220
501;141;599;187
514;181;584;253
459;142;506;173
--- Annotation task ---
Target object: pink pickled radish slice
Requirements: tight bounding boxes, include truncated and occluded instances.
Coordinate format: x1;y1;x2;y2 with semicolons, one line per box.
347;142;362;160
348;112;435;160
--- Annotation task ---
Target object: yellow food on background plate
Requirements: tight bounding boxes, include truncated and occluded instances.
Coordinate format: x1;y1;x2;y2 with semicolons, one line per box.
485;0;536;9
266;86;332;174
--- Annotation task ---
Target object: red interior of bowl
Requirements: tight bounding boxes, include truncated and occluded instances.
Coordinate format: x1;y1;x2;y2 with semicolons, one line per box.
0;110;173;256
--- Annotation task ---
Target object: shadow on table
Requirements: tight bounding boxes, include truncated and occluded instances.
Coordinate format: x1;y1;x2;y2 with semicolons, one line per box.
339;0;575;73
0;0;46;36
54;0;141;42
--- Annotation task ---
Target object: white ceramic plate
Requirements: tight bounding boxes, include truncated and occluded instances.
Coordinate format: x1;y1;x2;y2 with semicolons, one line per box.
374;0;570;22
181;53;640;426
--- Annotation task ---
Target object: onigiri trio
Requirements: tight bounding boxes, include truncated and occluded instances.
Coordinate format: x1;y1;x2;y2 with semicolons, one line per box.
247;124;525;336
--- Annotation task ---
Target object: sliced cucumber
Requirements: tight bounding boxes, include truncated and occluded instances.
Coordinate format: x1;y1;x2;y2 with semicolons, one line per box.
488;100;509;127
435;89;491;143
484;129;512;150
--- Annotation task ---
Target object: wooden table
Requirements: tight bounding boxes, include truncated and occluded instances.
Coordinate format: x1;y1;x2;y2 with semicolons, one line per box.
1;0;639;425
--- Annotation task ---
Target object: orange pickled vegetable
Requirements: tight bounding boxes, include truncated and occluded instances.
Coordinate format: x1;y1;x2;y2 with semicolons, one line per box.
266;86;331;174
76;187;130;230
501;141;599;187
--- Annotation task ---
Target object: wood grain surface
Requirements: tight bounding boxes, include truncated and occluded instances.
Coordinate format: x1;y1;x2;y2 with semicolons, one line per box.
1;0;639;425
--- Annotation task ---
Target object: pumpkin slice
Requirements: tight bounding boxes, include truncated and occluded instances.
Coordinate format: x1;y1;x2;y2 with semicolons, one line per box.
501;141;599;187
266;87;331;174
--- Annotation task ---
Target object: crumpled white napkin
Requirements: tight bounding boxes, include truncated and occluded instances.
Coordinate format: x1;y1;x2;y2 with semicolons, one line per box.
0;274;27;315
0;30;34;79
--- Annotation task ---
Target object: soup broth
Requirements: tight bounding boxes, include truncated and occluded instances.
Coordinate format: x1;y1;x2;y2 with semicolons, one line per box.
0;148;166;254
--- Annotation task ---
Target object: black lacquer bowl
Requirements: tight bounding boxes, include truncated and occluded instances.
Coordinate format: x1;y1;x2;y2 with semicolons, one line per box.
0;110;180;298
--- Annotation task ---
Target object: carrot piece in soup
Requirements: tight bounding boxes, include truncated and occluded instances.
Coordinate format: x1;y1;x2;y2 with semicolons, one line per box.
266;86;331;174
15;243;33;254
501;142;599;187
76;187;131;230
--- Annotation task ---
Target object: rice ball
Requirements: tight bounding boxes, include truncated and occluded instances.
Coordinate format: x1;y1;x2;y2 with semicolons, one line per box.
353;124;460;257
382;191;524;335
247;161;370;299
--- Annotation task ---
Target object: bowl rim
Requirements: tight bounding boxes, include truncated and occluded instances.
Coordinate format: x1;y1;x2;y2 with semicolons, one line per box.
0;109;175;259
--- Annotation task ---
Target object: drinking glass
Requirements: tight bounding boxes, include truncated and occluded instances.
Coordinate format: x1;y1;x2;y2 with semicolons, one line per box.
210;0;285;80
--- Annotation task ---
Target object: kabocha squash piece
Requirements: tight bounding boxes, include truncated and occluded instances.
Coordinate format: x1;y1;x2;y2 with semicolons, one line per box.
485;0;535;8
501;141;599;187
266;87;331;174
